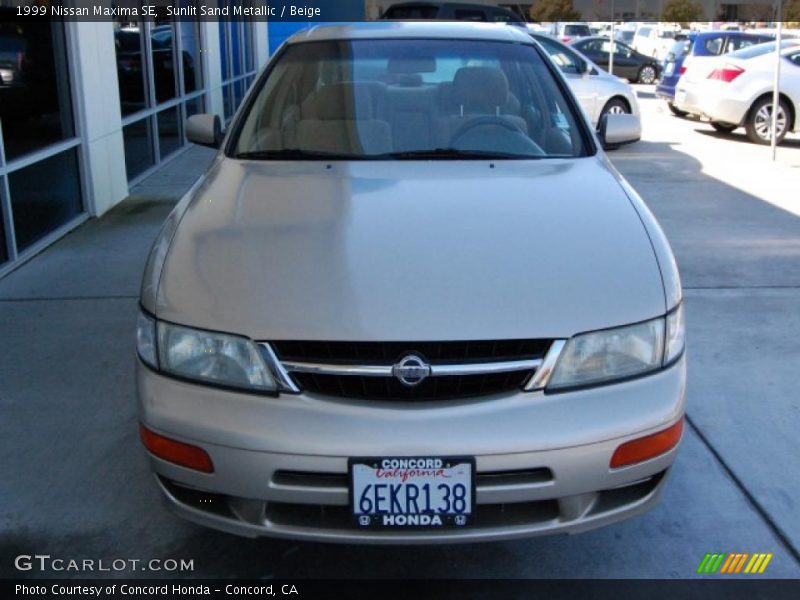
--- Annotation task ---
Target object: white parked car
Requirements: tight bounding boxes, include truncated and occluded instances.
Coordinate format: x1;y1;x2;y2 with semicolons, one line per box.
675;42;800;144
530;33;641;126
633;25;680;61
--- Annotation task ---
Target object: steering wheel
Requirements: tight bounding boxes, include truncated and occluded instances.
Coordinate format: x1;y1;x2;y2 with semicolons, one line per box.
449;116;525;147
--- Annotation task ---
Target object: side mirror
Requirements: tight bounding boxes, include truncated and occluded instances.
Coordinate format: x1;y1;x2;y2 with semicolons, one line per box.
599;113;641;150
186;113;222;148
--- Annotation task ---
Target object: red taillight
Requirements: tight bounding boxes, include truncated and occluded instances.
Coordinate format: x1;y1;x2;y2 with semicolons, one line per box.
561;37;571;43
610;418;684;468
708;65;744;82
678;65;687;75
139;423;214;473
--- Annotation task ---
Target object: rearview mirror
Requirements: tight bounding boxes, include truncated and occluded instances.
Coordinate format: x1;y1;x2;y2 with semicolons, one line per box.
599;113;641;150
186;114;222;149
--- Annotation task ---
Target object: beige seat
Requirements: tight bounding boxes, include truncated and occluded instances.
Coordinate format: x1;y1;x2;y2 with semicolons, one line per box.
294;83;392;155
438;67;528;147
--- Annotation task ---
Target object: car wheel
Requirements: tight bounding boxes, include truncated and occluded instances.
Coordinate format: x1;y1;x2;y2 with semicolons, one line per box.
637;65;657;84
668;103;688;117
745;96;790;145
711;122;737;133
601;98;630;117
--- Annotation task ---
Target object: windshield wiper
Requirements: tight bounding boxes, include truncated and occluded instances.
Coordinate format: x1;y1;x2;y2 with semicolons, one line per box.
233;149;367;160
380;148;546;160
233;148;549;161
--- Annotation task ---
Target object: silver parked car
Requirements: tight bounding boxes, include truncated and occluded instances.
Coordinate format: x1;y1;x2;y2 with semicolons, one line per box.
136;22;686;543
530;33;642;125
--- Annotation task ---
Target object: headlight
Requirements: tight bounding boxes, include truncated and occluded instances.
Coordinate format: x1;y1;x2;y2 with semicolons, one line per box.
665;303;685;364
157;321;276;391
136;310;277;392
548;316;666;390
136;311;157;368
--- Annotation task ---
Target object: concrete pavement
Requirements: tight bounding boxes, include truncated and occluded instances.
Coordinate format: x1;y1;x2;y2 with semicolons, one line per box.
1;91;799;579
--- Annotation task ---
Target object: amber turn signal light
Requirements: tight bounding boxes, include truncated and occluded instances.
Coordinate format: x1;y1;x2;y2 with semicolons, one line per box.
139;423;214;473
610;417;684;469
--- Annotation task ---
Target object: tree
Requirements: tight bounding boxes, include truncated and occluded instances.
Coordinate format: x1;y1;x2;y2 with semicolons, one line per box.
784;0;800;24
661;0;705;23
529;0;581;23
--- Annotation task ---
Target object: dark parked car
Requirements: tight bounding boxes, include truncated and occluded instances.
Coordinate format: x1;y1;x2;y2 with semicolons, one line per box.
571;36;662;84
381;2;524;23
656;31;771;116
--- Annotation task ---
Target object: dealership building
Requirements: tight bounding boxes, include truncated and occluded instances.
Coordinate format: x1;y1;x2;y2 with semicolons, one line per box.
0;0;774;276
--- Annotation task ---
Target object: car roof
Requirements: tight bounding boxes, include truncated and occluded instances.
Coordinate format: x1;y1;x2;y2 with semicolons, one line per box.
286;21;533;44
693;30;768;39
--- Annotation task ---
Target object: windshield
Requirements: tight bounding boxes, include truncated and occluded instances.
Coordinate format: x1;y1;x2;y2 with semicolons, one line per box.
564;25;590;37
728;39;800;60
231;39;590;160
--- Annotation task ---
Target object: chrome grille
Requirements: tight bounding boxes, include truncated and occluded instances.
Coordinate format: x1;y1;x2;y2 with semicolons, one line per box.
262;340;563;401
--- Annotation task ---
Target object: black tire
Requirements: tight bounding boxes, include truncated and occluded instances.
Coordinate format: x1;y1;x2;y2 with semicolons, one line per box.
637;65;657;84
711;122;737;133
668;103;688;117
600;98;630;117
745;96;791;145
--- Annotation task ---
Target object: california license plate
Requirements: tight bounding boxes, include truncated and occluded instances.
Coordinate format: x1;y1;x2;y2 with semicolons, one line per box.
665;62;674;76
350;457;474;528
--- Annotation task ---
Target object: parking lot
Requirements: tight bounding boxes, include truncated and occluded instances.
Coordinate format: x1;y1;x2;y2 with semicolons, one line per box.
1;87;799;579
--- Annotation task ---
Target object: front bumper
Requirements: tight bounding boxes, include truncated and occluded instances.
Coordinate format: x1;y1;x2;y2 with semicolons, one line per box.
137;355;686;543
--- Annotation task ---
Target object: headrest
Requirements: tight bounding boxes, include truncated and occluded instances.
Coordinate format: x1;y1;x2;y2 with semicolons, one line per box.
452;67;509;111
310;83;377;121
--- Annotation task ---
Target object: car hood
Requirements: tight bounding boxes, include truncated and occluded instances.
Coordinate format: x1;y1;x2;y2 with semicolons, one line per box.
155;157;665;341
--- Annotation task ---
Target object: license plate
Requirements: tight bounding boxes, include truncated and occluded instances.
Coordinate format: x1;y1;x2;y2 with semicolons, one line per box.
350;457;474;528
665;63;674;76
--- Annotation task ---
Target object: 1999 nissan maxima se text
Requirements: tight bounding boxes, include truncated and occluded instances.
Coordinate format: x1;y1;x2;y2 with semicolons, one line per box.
136;23;686;543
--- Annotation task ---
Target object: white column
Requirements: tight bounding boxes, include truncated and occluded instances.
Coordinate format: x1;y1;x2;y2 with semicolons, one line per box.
68;21;128;217
254;21;270;66
200;21;225;119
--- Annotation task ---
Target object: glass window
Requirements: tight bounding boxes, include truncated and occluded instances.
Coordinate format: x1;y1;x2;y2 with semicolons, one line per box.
185;96;204;121
8;149;82;251
0;189;8;264
704;37;724;55
454;9;486;21
728;40;800;60
177;13;202;93
0;13;75;161
222;82;234;120
151;22;178;104
231;21;242;78
219;18;229;81
233;79;245;112
123;119;155;179
577;40;602;53
233;40;589;160
243;18;254;72
384;5;439;18
564;25;591;37
789;52;800;67
536;37;585;75
727;37;757;52
157;107;181;159
114;22;148;116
